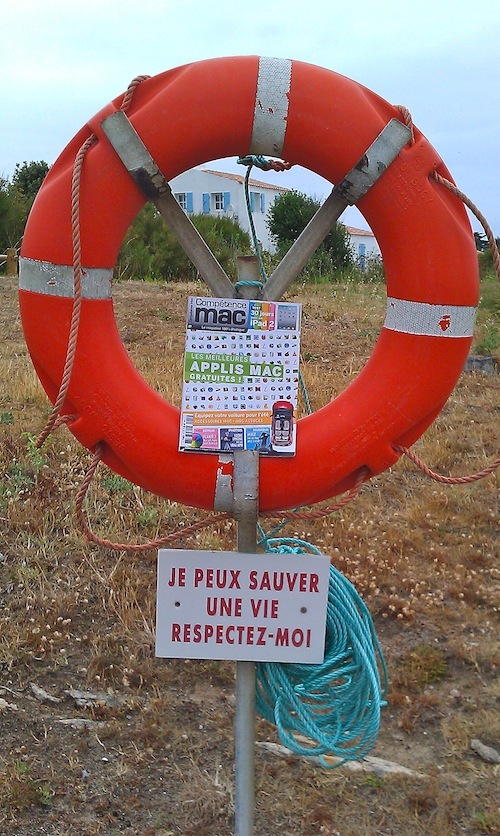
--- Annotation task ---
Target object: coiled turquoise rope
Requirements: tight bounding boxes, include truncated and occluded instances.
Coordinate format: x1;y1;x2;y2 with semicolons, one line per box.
256;538;388;765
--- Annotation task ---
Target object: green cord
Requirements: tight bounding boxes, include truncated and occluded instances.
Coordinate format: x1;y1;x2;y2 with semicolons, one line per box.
241;164;269;285
237;157;312;416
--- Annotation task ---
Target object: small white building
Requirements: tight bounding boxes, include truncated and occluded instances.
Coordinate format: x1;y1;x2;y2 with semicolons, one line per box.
169;168;287;252
346;226;381;266
169;167;381;262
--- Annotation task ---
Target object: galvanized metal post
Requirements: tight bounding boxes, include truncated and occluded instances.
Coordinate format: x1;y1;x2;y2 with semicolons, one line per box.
233;262;260;836
233;450;258;836
235;255;263;298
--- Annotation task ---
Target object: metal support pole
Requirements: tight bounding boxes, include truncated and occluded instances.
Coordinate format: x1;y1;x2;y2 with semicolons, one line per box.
233;450;259;836
234;450;259;836
235;255;263;299
102;106;410;836
233;263;260;835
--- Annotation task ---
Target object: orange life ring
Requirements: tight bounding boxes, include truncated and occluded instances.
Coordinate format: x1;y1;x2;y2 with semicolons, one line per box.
19;56;478;513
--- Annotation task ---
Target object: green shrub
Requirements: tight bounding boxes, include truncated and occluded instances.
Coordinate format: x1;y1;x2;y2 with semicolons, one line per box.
116;206;252;282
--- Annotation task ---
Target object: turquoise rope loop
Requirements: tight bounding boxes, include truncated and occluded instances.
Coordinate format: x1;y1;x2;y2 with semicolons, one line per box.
263;537;322;555
236;153;384;763
237;150;383;761
237;154;274;172
234;279;264;292
298;371;312;415
237;155;292;173
255;538;388;764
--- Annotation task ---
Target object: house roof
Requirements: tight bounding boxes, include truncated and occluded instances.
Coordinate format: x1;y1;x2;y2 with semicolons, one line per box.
345;226;376;237
199;168;289;193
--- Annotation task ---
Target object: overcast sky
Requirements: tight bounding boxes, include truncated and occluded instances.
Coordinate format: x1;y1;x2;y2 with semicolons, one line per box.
2;0;498;235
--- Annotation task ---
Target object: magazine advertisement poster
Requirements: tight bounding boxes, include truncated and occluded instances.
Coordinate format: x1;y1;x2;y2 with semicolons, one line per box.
179;296;302;456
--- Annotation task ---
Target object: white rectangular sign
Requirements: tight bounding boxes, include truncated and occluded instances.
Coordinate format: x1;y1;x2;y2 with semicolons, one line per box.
156;550;330;663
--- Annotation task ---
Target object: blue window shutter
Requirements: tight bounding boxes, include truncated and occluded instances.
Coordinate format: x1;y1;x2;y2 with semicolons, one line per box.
202;193;210;214
359;243;366;256
249;192;255;213
186;192;193;213
260;193;266;213
223;191;231;211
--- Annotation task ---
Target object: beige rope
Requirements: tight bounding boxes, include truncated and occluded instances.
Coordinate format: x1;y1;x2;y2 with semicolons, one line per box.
36;76;151;449
430;170;500;277
394;446;499;485
74;446;367;552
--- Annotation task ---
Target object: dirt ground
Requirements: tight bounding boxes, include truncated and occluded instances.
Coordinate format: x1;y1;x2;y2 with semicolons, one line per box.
0;276;498;835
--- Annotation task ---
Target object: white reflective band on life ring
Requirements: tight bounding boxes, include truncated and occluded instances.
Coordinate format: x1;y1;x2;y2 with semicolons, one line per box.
250;56;292;155
19;258;113;300
384;297;476;337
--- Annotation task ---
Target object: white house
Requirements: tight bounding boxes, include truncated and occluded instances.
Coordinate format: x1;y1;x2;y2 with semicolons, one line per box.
169;167;381;262
345;226;381;266
169;168;287;252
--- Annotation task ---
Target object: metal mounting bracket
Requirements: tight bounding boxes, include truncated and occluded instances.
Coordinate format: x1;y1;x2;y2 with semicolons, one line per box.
263;118;412;301
101;110;235;299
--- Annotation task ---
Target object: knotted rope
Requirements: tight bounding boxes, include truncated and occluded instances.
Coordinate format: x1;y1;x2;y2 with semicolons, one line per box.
235;153;291;289
236;153;313;417
74;445;365;552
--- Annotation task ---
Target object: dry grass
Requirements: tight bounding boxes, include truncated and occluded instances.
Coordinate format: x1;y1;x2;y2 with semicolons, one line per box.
0;274;498;834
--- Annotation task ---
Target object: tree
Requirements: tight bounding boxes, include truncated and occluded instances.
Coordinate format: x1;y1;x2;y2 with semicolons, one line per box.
267;191;320;247
266;190;353;272
0;162;50;257
12;161;50;205
0;180;10;237
0;177;27;253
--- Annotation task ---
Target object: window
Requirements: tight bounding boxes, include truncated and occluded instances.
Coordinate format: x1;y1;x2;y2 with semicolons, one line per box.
202;191;231;214
175;193;187;210
250;192;265;213
174;192;193;213
213;192;225;211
